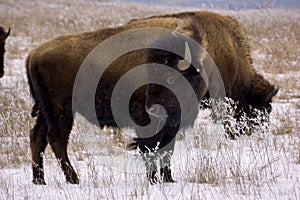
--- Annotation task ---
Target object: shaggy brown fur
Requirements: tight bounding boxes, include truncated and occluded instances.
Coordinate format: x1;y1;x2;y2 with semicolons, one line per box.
26;11;277;185
0;26;10;78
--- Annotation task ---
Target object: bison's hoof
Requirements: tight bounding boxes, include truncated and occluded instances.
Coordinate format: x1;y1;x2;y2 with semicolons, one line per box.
66;175;79;184
33;178;46;185
163;176;175;183
66;178;79;184
147;171;160;185
160;167;175;183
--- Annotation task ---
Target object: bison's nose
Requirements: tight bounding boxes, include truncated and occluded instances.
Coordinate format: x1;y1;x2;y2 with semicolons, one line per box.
146;104;168;119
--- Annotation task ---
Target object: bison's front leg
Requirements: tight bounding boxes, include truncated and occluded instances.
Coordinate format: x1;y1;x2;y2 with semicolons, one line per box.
137;138;160;184
159;127;176;183
135;126;177;184
144;154;159;184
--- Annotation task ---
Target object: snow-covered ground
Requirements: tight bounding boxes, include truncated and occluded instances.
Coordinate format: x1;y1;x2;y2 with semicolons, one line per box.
0;0;299;199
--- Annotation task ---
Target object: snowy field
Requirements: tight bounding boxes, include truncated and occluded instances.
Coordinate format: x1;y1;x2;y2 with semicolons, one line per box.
0;0;299;199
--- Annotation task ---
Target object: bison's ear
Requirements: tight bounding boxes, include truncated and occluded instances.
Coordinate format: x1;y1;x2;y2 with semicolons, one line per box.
178;42;192;71
5;28;10;39
265;87;279;103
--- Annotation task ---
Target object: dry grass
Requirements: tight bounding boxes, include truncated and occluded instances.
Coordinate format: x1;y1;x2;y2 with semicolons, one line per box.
0;0;299;199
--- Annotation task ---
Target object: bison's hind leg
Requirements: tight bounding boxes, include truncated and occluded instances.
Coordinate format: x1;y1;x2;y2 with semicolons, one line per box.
47;113;79;184
30;114;48;185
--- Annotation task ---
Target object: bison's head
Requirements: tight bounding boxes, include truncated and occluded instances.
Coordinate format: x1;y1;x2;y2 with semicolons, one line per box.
248;74;279;115
0;27;10;78
145;33;207;128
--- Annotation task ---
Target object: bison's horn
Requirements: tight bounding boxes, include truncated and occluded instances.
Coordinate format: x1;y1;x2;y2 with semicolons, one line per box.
266;87;279;102
178;42;192;71
5;28;10;39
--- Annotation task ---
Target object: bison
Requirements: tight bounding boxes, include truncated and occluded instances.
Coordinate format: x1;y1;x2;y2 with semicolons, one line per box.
0;26;10;78
26;11;277;185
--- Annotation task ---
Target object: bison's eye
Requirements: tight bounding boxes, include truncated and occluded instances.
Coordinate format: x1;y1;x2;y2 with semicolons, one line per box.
166;75;176;85
185;65;201;76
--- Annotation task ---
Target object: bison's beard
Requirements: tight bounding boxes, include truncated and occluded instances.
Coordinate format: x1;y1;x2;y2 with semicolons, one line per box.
145;86;198;129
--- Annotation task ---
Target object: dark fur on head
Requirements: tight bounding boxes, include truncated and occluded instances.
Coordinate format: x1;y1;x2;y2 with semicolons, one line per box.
145;33;205;128
248;74;278;113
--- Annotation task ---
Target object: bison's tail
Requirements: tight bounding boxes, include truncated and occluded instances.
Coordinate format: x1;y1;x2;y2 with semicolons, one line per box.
25;56;39;118
26;55;56;130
